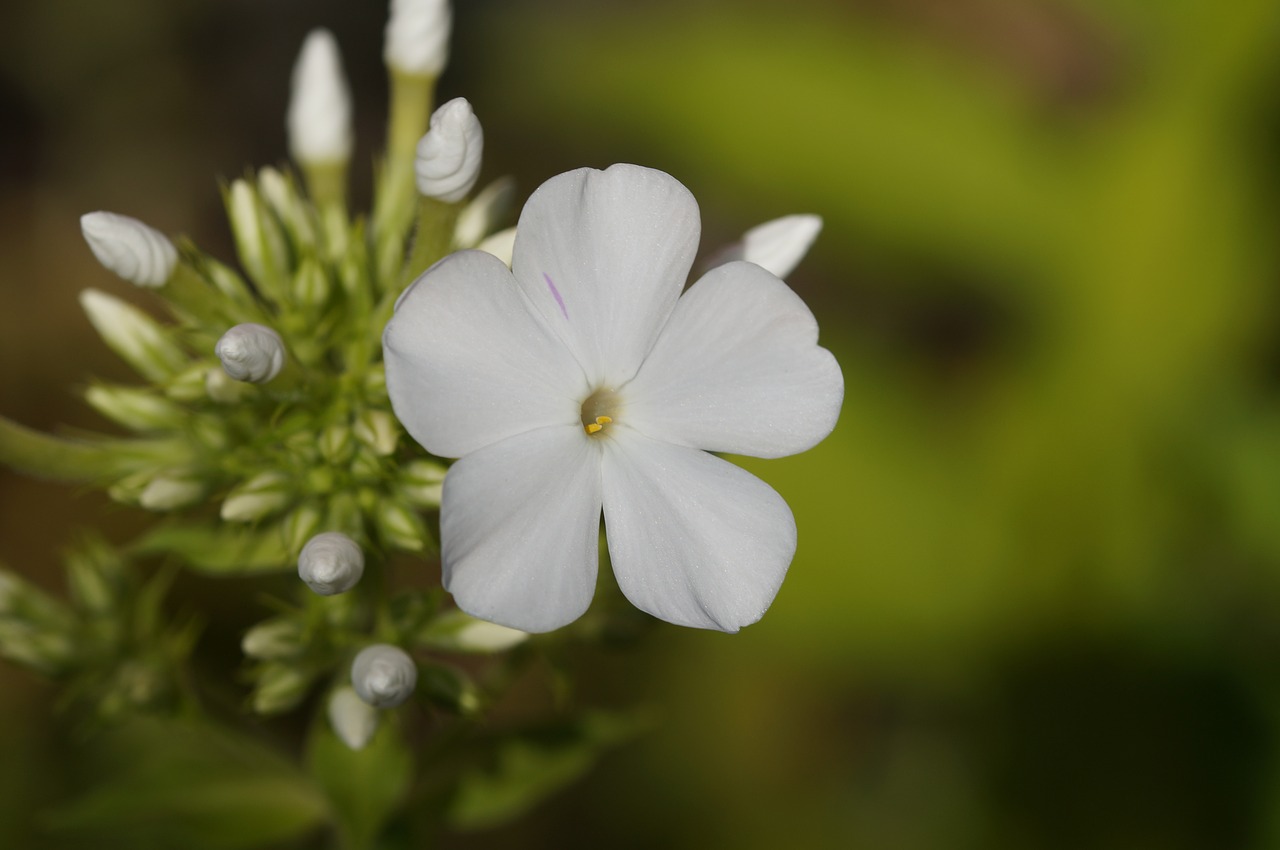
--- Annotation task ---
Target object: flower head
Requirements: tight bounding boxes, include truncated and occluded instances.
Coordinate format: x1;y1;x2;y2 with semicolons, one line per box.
415;97;483;203
287;29;354;165
384;0;452;77
384;164;843;633
351;644;417;708
80;212;178;288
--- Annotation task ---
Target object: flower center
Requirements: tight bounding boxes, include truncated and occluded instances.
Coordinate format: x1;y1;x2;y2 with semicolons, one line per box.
580;388;620;436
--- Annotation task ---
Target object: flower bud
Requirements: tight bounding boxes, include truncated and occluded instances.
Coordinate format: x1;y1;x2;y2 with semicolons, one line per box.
354;410;399;456
400;459;446;507
281;503;324;556
415;97;483;203
351;644;418;708
376;500;427;551
80;211;178;288
79;289;187;381
252;663;312;715
288;29;353;166
226;179;289;288
139;473;206;512
384;0;451;77
716;214;823;279
328;686;380;751
241;618;304;660
84;384;186;432
297;532;364;596
453;177;515;248
221;471;291;522
420;609;529;653
215;323;286;383
205;367;247;403
475;227;516;267
259;167;318;247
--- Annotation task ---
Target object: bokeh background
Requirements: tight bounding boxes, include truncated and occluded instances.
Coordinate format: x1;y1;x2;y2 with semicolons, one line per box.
4;0;1280;847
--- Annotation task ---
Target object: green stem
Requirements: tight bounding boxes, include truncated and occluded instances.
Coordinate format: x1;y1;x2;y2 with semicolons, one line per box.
0;416;118;481
373;71;436;282
402;197;460;287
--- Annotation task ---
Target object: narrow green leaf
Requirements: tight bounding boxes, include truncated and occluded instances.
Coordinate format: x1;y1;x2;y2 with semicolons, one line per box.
0;415;119;481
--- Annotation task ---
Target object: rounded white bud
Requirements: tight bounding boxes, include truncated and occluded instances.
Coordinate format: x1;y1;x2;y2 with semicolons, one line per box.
738;214;823;279
328;686;380;751
351;644;418;708
288;29;354;165
384;0;452;77
80;211;178;288
297;532;364;596
215;323;286;384
415;97;483;203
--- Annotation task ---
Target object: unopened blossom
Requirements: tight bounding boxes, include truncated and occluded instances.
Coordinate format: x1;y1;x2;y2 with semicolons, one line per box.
351;644;417;708
415;97;482;203
215;323;286;383
297;532;364;596
287;29;353;165
384;164;843;633
720;214;824;279
328;686;379;750
384;0;451;77
80;212;178;288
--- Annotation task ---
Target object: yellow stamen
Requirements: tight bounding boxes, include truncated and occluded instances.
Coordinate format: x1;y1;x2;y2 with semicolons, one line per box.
585;422;603;434
595;416;612;426
584;415;612;436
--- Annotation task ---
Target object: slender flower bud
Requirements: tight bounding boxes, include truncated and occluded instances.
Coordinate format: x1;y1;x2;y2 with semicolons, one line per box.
84;384;186;432
376;500;427;551
328;686;380;751
252;663;312;715
475;227;516;267
80;211;178;288
139;473;206;512
354;410;399;456
288;29;353;165
79;289;187;381
384;0;452;77
400;459;447;507
453;177;515;248
714;214;823;279
215;323;286;383
415;97;483;203
351;644;418;708
221;471;291;522
297;532;364;596
420;609;529;653
241;618;305;660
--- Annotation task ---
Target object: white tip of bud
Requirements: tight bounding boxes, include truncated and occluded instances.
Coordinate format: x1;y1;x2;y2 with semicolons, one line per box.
453;177;516;249
288;29;354;165
297;532;364;596
384;0;452;77
215;323;286;384
328;686;380;750
80;212;177;288
415;97;483;203
738;215;823;279
351;644;417;708
475;227;516;267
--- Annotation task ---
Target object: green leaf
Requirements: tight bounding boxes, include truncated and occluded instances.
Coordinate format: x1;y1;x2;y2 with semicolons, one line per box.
132;523;290;575
44;718;327;850
446;710;648;831
307;709;413;850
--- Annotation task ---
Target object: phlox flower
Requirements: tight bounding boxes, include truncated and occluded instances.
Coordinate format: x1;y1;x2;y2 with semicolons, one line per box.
384;164;843;633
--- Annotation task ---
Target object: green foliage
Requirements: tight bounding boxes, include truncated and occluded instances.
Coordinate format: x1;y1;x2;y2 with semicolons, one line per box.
307;711;413;850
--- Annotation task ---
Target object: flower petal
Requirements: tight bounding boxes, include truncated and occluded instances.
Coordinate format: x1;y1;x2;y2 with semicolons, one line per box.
384;250;587;458
601;430;795;632
705;214;823;279
622;260;843;458
510;164;700;388
441;425;603;632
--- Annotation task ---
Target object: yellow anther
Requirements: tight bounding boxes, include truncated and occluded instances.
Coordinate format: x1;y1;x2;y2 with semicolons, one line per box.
585;423;603;434
584;415;612;436
595;416;612;426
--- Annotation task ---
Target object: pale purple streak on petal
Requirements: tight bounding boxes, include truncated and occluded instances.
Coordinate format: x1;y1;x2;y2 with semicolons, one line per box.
543;273;568;320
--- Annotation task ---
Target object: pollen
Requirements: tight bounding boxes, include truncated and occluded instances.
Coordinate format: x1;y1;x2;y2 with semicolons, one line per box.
584;415;612;435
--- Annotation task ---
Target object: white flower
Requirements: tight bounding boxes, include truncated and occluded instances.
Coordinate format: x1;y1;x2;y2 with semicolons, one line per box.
351;644;417;708
415;97;483;203
384;0;451;77
215;323;286;383
288;29;353;165
297;532;365;596
328;687;380;750
80;212;178;288
712;214;823;279
383;164;843;633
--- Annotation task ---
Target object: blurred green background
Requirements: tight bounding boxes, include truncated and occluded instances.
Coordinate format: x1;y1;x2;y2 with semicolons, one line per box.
4;0;1280;847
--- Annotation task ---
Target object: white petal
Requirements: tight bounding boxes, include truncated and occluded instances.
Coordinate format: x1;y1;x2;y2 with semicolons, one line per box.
510;164;700;388
623;261;842;458
601;430;795;632
384;250;587;458
708;214;822;279
441;425;602;633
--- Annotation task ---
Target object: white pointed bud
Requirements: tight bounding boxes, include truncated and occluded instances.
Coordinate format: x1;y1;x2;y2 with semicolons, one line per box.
80;211;177;288
719;214;823;279
215;323;286;383
385;0;452;77
401;459;447;507
242;618;304;660
288;29;354;166
415;97;482;203
84;385;185;432
453;177;515;248
259;168;318;247
376;500;426;551
221;471;291;522
475;227;516;267
328;686;380;750
79;289;187;381
421;609;529;653
354;410;399;456
297;532;364;596
351;644;417;708
139;473;206;512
